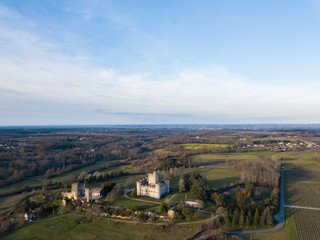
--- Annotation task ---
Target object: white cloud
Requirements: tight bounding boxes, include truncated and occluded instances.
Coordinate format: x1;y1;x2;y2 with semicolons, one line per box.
1;3;320;124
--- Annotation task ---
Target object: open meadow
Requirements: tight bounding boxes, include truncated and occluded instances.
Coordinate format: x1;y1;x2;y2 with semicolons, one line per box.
1;215;201;240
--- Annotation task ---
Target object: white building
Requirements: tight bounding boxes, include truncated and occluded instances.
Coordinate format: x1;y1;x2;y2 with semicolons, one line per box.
185;199;199;208
136;170;169;199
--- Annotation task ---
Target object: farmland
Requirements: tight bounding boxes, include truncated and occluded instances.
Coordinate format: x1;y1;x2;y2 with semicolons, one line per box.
2;128;320;239
287;170;320;208
286;169;320;239
293;209;320;240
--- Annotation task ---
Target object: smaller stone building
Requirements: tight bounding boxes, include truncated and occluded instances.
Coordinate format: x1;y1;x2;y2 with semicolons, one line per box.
24;211;37;221
168;206;177;219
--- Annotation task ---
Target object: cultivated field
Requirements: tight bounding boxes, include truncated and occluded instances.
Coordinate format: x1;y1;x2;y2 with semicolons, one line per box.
287;170;320;208
293;209;320;240
287;170;320;240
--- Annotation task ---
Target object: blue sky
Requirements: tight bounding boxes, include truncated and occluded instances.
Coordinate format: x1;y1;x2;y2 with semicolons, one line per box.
1;0;320;125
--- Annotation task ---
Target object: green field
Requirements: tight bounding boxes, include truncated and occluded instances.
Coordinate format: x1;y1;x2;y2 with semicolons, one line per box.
190;151;320;170
0;193;28;218
194;167;240;189
1;215;201;240
112;195;159;210
0;179;45;196
180;143;230;149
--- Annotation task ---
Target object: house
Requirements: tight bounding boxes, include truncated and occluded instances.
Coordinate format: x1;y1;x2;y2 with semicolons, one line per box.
24;211;37;221
168;206;177;219
185;199;199;208
136;170;170;199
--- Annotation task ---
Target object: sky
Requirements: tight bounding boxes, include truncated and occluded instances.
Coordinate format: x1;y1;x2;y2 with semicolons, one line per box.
1;0;320;125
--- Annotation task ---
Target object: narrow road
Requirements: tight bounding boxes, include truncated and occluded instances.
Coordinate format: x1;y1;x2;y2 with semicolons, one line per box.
284;205;320;211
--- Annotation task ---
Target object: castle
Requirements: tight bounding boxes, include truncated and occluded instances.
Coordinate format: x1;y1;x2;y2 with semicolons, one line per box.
62;182;101;203
136;170;169;199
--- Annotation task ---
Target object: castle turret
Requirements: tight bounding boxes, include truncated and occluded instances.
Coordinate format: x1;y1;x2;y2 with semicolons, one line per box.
72;183;79;199
155;184;160;199
136;181;141;196
165;179;170;193
85;188;92;203
148;170;159;184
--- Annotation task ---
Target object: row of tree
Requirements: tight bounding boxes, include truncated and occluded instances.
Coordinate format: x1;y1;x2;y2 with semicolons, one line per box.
224;207;273;228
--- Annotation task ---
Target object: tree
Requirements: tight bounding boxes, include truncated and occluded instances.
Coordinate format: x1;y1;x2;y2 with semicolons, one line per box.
247;210;253;224
211;192;224;206
231;214;237;228
259;209;267;227
232;208;240;228
182;207;194;221
130;188;137;198
196;199;204;210
158;203;168;214
190;178;207;200
245;182;254;197
224;214;231;227
179;177;186;192
253;208;260;227
239;209;245;228
245;215;250;227
266;208;273;226
236;186;244;207
106;183;122;202
101;182;116;196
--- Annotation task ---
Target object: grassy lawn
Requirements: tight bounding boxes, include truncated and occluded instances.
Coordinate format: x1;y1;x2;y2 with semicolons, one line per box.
194;167;240;189
112;195;159;210
2;215;201;240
